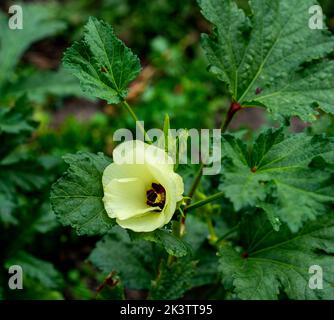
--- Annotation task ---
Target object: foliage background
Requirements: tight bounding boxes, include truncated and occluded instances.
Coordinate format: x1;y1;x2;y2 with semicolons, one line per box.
0;0;334;299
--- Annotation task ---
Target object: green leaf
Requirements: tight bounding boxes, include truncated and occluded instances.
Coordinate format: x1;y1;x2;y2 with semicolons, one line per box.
149;258;197;300
220;128;334;232
200;0;334;121
183;215;209;252
63;17;141;103
0;153;52;194
0;107;35;135
128;229;191;257
4;69;87;103
0;99;52;225
2;163;51;192
33;202;59;234
6;251;64;289
182;216;219;288
50;152;115;236
0;3;65;86
0;97;36;137
0;98;51;226
190;247;219;288
0;97;38;165
0;194;17;225
219;212;334;300
89;227;156;290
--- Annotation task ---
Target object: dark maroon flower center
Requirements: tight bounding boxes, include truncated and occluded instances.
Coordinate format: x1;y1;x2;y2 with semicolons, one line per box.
146;183;166;210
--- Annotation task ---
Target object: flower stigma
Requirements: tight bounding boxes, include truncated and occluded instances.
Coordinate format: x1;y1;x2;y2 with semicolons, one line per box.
146;183;166;210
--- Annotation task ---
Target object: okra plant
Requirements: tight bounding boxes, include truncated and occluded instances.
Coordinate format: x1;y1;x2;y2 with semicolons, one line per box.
51;0;334;300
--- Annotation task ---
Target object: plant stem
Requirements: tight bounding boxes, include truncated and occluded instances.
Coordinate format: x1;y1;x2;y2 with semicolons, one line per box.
179;101;242;237
186;101;242;204
122;100;151;143
221;101;242;132
185;191;225;213
179;163;204;236
186;163;204;203
179;215;186;237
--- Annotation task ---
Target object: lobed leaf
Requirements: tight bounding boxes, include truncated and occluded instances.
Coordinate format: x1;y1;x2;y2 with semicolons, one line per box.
128;228;191;257
89;227;156;290
220;128;334;232
200;0;334;121
63;17;141;104
219;211;334;299
149;258;197;300
50;152;115;236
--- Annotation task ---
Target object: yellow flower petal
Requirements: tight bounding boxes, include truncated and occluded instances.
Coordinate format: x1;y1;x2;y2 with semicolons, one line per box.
102;140;184;232
103;177;158;220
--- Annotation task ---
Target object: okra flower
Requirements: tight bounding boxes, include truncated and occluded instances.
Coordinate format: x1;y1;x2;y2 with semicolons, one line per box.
102;140;184;232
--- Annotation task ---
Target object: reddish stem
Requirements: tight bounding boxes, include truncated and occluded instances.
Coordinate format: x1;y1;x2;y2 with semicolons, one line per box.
222;101;242;133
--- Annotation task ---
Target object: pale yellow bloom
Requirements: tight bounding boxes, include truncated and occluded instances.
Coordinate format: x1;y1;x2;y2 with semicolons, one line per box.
102;140;184;232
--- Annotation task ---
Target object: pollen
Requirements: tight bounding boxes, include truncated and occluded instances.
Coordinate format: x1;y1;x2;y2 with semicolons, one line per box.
146;183;166;210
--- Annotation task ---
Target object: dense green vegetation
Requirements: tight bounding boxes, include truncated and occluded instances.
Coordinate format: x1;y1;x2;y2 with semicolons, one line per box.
1;0;334;300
